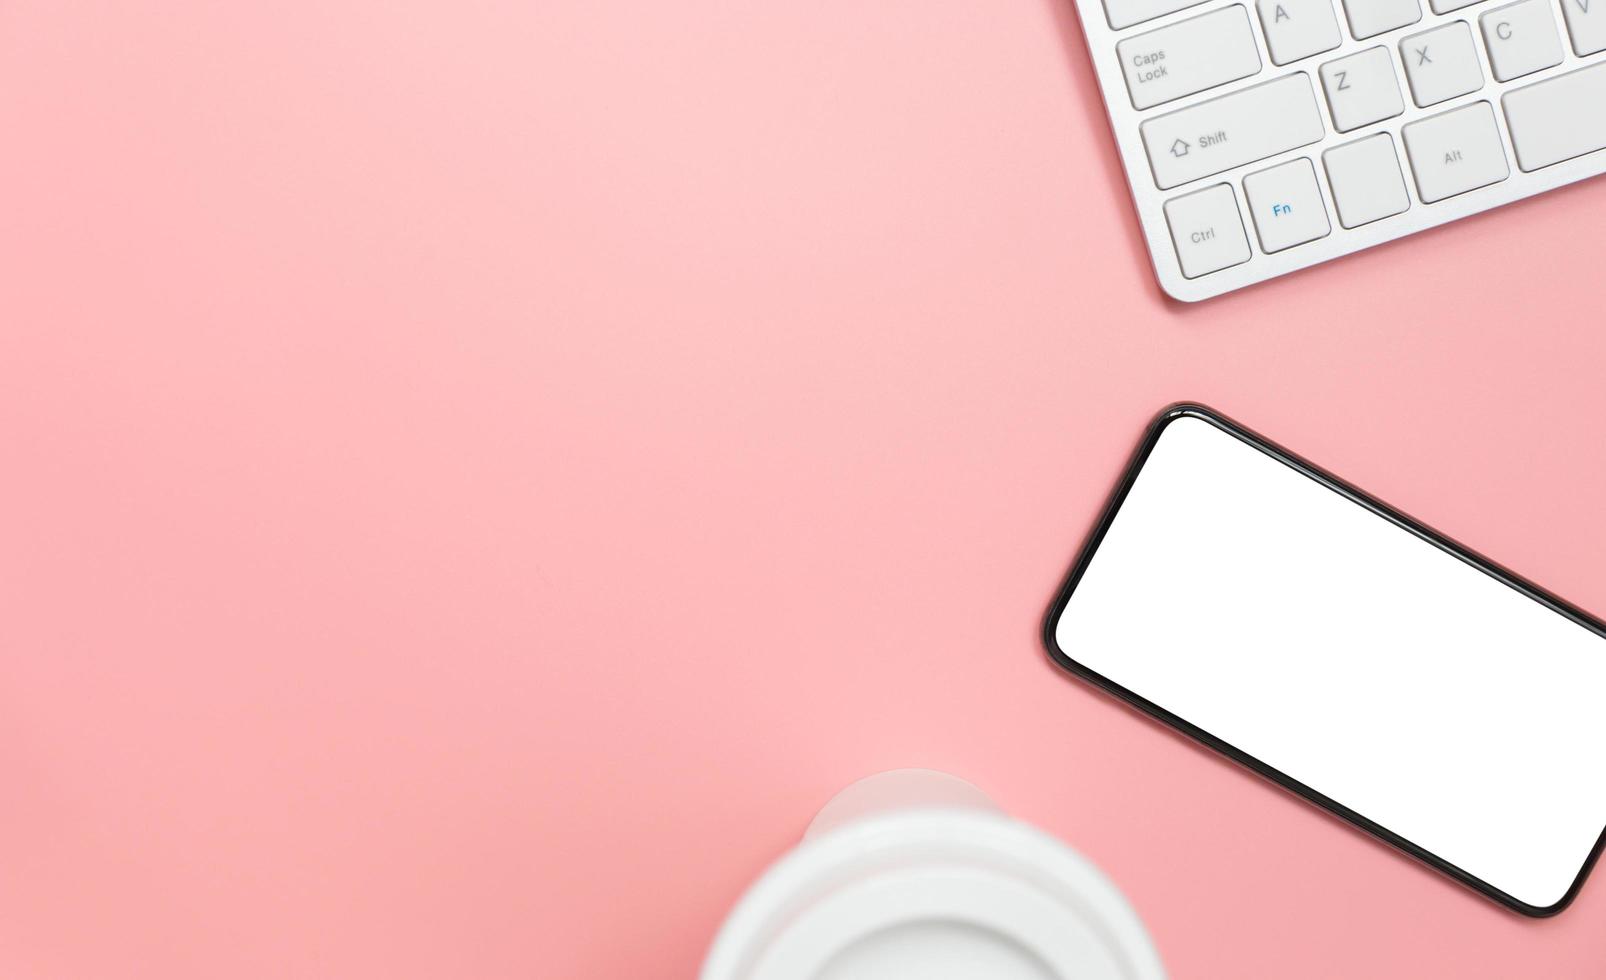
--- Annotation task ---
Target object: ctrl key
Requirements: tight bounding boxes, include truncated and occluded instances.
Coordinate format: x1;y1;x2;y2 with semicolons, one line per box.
1163;183;1251;279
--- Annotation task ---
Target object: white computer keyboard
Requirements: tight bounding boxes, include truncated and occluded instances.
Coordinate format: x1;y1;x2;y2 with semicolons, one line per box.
1071;0;1606;299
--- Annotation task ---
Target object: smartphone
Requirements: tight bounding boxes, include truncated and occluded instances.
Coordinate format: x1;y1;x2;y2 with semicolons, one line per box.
1043;404;1606;916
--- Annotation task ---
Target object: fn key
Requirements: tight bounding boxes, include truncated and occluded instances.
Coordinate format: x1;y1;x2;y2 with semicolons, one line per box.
1164;184;1251;278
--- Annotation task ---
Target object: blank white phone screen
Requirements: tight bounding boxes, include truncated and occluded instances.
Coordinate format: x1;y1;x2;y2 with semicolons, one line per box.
1054;414;1606;911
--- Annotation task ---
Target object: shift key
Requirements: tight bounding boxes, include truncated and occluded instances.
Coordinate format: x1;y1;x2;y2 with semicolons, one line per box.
1141;74;1326;189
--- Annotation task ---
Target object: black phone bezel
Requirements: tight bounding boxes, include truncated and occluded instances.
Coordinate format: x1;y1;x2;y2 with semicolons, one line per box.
1041;402;1606;917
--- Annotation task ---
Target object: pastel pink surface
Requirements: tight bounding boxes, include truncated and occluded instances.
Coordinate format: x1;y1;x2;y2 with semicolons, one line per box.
2;2;1603;977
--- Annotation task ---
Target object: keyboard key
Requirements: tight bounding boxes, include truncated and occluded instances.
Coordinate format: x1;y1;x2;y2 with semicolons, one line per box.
1503;62;1606;171
1480;0;1564;80
1320;47;1405;132
1400;22;1483;106
1140;74;1326;189
1243;158;1332;251
1402;101;1509;202
1257;0;1344;64
1341;0;1422;39
1103;0;1208;30
1561;0;1605;54
1164;183;1251;277
1430;0;1484;14
1118;7;1263;110
1323;133;1411;227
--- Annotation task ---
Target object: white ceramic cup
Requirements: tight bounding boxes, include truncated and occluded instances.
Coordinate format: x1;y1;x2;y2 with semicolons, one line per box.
700;769;1167;980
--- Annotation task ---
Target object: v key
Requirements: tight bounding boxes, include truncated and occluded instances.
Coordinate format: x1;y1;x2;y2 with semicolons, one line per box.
1561;0;1603;53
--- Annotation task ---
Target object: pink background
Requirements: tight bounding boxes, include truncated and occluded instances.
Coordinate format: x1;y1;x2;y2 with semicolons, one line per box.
2;2;1604;977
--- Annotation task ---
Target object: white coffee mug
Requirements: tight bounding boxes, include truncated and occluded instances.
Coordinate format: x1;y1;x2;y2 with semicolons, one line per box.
701;769;1167;980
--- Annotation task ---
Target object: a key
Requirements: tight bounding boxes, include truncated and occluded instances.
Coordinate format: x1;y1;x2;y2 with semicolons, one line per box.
1503;61;1606;171
1560;0;1605;55
1322;134;1412;227
1243;158;1332;252
1480;0;1564;81
1164;183;1252;277
1119;6;1263;110
1430;0;1484;14
1320;47;1405;132
1257;0;1344;65
1140;74;1326;189
1341;0;1422;39
1401;101;1509;202
1400;22;1484;106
